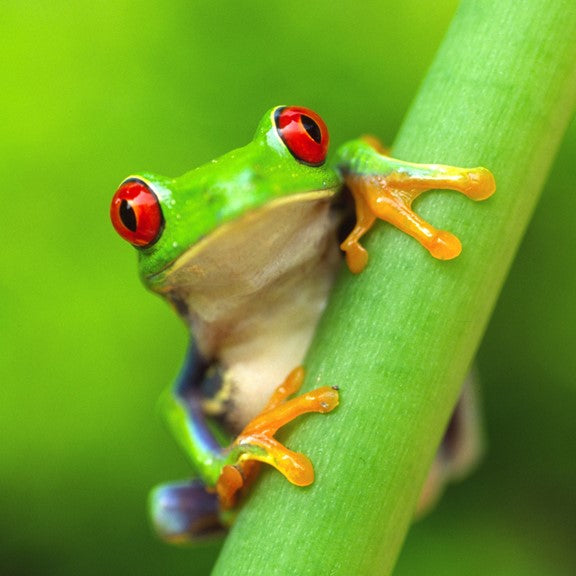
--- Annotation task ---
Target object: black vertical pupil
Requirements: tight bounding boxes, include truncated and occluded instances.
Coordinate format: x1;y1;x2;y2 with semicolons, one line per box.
120;199;137;231
301;115;321;143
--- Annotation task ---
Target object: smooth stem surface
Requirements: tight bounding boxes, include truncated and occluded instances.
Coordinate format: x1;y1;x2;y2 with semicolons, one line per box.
212;2;576;574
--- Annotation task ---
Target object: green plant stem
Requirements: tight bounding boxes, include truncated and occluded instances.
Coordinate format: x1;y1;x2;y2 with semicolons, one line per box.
212;2;576;574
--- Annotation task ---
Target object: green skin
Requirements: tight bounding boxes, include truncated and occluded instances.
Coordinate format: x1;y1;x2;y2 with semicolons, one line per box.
135;108;386;485
139;110;340;285
118;106;483;539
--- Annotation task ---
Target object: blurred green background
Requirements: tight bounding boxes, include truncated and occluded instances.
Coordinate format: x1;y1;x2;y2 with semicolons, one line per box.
1;1;574;574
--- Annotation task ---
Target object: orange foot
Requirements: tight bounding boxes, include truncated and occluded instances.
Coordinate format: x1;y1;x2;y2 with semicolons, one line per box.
216;367;339;509
340;138;496;273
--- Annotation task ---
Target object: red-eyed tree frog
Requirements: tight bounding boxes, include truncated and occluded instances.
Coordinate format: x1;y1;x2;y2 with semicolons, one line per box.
110;106;495;542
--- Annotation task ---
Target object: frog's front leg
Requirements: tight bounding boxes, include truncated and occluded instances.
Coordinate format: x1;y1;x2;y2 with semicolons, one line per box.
336;139;496;273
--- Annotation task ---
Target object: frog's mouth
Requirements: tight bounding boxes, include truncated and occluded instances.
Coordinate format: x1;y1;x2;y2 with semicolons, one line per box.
146;188;343;323
146;189;339;285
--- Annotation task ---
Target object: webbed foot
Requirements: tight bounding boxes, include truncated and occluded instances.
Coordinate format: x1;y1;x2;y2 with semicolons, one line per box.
216;366;339;509
339;138;496;273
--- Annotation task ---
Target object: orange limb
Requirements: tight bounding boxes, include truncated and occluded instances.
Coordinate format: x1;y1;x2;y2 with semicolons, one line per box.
215;367;339;509
340;141;496;273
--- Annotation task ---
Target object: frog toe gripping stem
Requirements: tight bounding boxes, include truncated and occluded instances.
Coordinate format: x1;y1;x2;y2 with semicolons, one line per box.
339;139;496;273
216;366;339;509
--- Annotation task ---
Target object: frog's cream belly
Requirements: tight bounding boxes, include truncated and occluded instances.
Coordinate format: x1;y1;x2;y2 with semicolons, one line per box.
159;187;482;502
160;191;342;430
217;265;335;429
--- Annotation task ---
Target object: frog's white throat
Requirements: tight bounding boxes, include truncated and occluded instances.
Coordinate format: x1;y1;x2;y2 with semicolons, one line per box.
160;190;342;429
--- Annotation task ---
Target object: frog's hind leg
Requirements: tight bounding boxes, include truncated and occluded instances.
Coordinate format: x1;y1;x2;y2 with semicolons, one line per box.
416;371;483;516
150;479;225;543
216;367;339;509
161;345;232;487
161;348;338;514
150;345;235;541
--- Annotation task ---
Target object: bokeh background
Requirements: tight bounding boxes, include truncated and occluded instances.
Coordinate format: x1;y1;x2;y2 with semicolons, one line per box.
1;1;575;574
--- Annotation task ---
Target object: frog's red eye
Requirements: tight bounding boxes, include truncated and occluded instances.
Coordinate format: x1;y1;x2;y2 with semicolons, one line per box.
110;178;163;247
274;106;329;166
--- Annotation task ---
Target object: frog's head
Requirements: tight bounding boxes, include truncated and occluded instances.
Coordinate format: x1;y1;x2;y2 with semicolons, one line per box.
110;106;339;289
